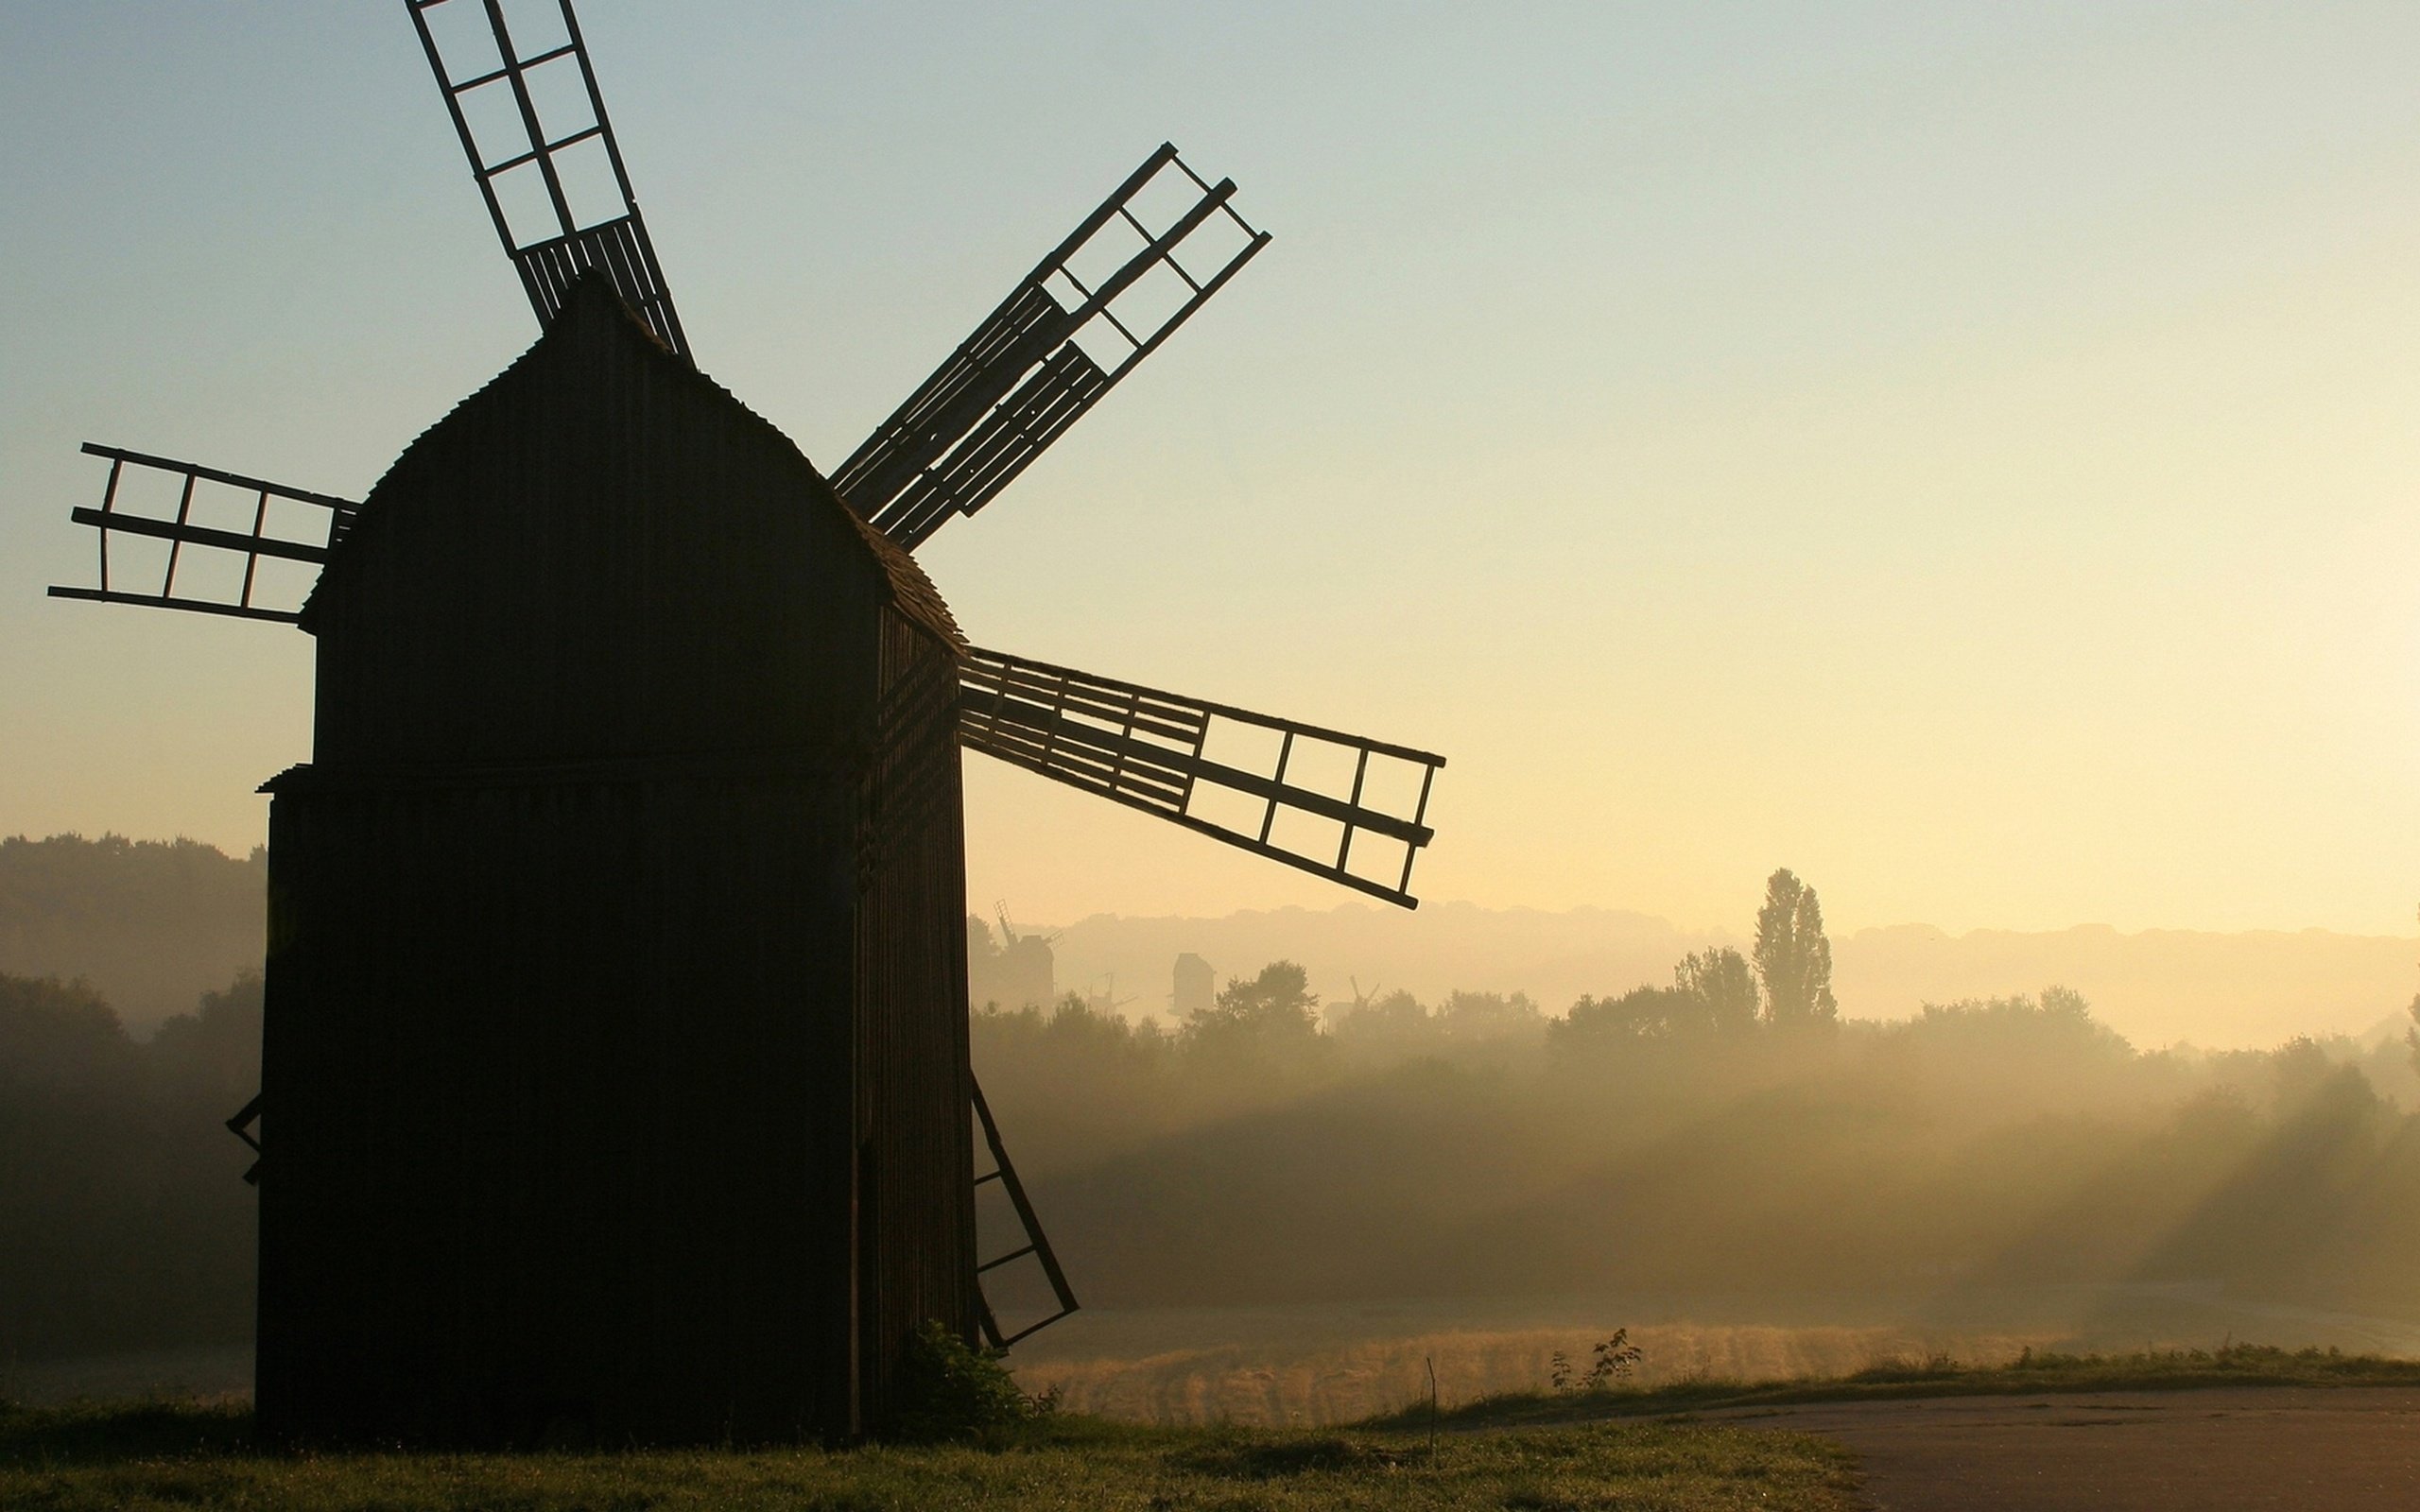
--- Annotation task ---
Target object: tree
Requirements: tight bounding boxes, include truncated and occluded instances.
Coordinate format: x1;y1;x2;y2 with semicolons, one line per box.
1432;988;1544;1043
2406;904;2418;1076
1185;960;1322;1063
1752;868;1836;1028
1328;988;1430;1045
1553;985;1707;1043
1673;947;1759;1034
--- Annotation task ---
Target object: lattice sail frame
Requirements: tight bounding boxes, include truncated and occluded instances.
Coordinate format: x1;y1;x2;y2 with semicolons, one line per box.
969;1076;1079;1349
46;444;359;624
958;646;1444;908
835;144;1272;550
408;0;688;357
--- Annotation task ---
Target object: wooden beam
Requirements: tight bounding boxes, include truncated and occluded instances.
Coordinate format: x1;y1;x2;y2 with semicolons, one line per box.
958;645;1443;908
69;507;330;564
47;586;302;625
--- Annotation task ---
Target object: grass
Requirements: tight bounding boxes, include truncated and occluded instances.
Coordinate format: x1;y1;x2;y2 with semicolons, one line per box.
1367;1342;2420;1431
16;1342;2412;1508
0;1399;1858;1511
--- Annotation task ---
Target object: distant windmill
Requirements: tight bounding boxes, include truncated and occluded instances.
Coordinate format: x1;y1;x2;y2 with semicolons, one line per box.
994;903;1059;954
46;0;1445;1446
1322;974;1388;1033
1082;972;1141;1017
981;902;1059;1012
1171;951;1218;1020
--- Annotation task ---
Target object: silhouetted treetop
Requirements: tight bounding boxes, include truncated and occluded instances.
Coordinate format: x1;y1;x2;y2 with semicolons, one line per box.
1754;868;1837;1028
1674;946;1759;1033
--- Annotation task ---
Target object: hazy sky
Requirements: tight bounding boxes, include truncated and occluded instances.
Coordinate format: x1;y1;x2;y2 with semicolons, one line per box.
3;2;2415;937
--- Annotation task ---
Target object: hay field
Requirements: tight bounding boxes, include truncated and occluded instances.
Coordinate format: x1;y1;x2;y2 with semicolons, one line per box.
1010;1308;2040;1424
1006;1289;2420;1425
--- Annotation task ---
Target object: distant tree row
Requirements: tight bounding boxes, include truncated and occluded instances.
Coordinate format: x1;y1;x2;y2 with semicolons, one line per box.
973;956;2420;1317
977;868;1840;1071
2406;902;2419;1075
0;970;262;1360
1557;868;1835;1043
0;833;266;1034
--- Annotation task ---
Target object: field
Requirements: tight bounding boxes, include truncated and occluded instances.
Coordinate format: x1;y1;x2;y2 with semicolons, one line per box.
15;1342;2420;1510
16;1285;2420;1427
1379;1342;2420;1428
1005;1290;2420;1424
0;1401;1856;1512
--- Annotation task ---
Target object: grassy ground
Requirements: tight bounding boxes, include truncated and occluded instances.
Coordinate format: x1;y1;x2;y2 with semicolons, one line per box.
0;1400;1858;1512
15;1343;2411;1508
1369;1343;2420;1430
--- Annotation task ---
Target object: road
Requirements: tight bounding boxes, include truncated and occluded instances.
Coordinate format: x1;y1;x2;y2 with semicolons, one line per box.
1718;1387;2420;1511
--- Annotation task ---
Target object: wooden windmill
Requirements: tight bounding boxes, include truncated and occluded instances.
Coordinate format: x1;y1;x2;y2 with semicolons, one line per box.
48;1;1445;1446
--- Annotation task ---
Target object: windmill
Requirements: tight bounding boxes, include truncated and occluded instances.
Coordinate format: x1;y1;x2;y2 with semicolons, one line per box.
1326;975;1388;1033
46;1;1445;1445
970;903;1057;1012
1080;973;1140;1018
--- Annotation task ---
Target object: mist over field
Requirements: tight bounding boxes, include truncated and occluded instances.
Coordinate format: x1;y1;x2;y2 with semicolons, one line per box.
967;941;2420;1417
1040;904;2418;1051
8;9;2420;1493
9;833;2408;1048
8;833;2420;1424
0;835;265;1036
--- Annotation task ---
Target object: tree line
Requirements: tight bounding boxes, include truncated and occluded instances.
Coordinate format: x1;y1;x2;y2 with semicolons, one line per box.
0;833;266;1035
971;873;2420;1321
985;867;1842;1067
0;971;260;1362
8;868;2419;1366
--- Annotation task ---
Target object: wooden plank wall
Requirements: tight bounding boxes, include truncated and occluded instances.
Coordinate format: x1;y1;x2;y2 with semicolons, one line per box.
849;609;977;1431
258;283;980;1446
259;766;862;1445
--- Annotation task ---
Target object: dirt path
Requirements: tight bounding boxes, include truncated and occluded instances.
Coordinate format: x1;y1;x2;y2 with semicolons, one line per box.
1713;1387;2420;1510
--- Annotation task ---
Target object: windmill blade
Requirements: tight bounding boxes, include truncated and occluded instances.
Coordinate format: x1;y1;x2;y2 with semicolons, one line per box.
969;1075;1078;1349
406;0;689;358
836;144;1271;550
46;444;357;625
959;646;1443;909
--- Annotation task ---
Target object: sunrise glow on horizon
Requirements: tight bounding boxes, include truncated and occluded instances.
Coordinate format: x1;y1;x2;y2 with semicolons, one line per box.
4;1;2415;941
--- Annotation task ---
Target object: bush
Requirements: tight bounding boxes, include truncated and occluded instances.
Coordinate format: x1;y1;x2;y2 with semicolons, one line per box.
890;1320;1051;1444
1549;1331;1644;1394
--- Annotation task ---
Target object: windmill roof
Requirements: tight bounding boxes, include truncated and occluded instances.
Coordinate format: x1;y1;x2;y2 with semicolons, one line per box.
302;274;960;648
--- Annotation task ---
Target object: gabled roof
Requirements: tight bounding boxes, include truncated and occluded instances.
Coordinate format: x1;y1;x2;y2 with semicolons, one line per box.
302;273;960;648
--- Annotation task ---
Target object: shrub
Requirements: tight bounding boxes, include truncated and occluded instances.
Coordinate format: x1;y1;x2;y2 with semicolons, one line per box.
1547;1332;1643;1394
890;1320;1050;1444
1584;1331;1643;1388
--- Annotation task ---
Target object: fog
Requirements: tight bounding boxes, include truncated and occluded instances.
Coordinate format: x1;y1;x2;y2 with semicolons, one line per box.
975;964;2420;1322
7;838;2419;1423
1034;904;2417;1052
971;892;2420;1417
0;835;265;1036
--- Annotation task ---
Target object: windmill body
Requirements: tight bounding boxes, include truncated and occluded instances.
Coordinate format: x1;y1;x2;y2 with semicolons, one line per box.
259;284;971;1443
50;0;1445;1449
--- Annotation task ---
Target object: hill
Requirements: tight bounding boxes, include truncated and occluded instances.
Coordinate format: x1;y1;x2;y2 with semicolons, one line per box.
0;834;265;1036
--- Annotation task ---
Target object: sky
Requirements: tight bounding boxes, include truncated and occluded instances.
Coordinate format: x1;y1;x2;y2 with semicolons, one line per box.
2;1;2416;939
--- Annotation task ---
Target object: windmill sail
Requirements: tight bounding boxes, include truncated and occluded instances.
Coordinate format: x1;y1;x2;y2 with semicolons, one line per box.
958;646;1443;909
969;1076;1078;1349
836;144;1270;550
407;0;689;358
47;444;357;623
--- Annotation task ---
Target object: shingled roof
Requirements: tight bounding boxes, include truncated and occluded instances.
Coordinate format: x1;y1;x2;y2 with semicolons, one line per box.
302;273;960;649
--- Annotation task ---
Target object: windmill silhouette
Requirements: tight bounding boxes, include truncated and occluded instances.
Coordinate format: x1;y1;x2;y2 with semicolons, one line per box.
47;1;1446;1445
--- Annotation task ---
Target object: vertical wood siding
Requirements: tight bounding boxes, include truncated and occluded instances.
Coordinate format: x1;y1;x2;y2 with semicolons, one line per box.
262;769;860;1444
258;282;975;1446
850;608;975;1430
